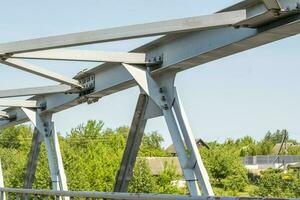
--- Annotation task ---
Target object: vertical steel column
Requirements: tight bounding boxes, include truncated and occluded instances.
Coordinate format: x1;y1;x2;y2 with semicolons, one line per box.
0;159;5;200
114;93;149;192
24;128;43;189
162;107;201;195
50;121;69;193
173;88;213;195
21;108;69;200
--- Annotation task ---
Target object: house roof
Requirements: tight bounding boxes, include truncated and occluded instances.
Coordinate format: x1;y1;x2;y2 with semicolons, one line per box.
272;143;300;155
142;157;182;176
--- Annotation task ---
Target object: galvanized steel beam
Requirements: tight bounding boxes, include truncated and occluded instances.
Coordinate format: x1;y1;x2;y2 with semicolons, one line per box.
114;93;148;192
122;63;213;195
0;187;296;200
10;50;147;64
0;1;299;133
0;11;246;54
0;160;5;200
0;59;81;88
24;129;43;190
0;99;38;108
21;109;69;199
0;85;72;98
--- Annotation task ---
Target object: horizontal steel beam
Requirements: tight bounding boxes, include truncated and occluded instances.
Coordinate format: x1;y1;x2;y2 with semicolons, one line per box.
0;85;72;98
0;100;38;108
0;0;299;129
0;59;82;88
10;49;147;64
0;10;246;54
0;188;295;200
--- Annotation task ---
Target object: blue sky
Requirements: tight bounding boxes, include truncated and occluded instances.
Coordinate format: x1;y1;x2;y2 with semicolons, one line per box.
0;0;300;146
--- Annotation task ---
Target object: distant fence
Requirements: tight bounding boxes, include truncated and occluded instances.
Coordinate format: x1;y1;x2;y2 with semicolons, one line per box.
242;155;300;165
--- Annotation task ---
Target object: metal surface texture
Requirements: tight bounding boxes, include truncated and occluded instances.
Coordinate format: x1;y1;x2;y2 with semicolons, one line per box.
0;10;246;54
0;85;72;98
0;188;297;200
0;0;299;198
10;49;148;64
114;93;149;192
0;0;300;128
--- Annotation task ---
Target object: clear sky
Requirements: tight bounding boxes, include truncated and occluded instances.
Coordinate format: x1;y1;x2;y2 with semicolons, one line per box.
0;0;300;146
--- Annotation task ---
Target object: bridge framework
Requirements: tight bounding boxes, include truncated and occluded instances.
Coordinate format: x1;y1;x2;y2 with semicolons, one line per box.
0;0;299;199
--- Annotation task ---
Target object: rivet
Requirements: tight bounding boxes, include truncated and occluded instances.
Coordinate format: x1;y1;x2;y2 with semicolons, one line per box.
162;104;169;110
159;88;164;93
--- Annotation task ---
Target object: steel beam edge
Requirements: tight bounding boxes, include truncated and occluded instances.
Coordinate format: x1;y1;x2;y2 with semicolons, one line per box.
0;0;300;129
0;85;72;98
0;188;297;200
0;10;247;54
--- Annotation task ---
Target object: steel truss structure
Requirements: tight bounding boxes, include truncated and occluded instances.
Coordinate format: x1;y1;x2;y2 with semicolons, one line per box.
0;0;300;199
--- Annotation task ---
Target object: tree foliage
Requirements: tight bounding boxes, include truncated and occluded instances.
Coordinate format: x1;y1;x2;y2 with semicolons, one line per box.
0;123;299;198
201;141;248;193
254;169;300;198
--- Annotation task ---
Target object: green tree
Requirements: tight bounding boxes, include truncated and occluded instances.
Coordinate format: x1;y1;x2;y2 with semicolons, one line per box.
256;140;274;155
237;136;257;157
129;159;156;193
288;146;300;155
254;169;300;198
201;142;248;193
155;162;185;194
139;132;168;157
263;130;296;146
0;125;32;149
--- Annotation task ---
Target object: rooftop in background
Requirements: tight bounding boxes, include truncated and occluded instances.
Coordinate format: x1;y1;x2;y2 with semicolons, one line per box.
143;157;182;176
165;139;209;155
272;143;300;155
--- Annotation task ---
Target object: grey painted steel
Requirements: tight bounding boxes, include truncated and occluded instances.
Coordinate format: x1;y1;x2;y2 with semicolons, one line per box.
0;59;81;88
21;109;69;199
22;109;60;190
0;2;299;198
0;11;246;54
173;88;213;195
24;129;43;189
221;0;300;28
114;93;148;192
0;160;5;200
0;85;72;98
0;99;37;108
222;0;298;12
1;3;300;129
122;64;212;195
50;120;69;196
0;188;296;200
11;49;147;64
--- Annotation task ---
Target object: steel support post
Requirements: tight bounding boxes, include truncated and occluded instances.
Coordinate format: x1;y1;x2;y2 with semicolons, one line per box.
122;64;213;196
163;106;201;195
172;88;213;195
114;93;149;192
21;108;69;200
0;159;5;200
50;120;69;194
24;128;43;189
